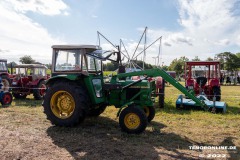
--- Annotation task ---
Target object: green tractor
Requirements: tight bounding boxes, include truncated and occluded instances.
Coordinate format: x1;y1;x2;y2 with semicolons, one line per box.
43;45;206;134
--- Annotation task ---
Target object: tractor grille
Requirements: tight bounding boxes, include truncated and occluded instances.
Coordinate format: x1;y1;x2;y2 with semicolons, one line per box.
126;88;140;100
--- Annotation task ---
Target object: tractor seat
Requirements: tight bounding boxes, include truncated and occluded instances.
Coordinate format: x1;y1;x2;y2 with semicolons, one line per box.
196;77;207;86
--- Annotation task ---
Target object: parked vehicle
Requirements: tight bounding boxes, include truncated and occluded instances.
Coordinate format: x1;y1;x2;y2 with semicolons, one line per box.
185;61;221;101
0;59;11;91
43;45;214;134
11;64;49;100
0;77;12;106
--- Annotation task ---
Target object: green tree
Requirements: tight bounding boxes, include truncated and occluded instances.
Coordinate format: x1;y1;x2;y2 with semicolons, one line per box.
192;56;200;61
236;52;240;58
103;62;117;71
132;60;153;69
216;52;240;72
19;55;36;64
7;61;17;67
161;65;168;71
169;56;189;76
45;63;52;69
206;57;214;61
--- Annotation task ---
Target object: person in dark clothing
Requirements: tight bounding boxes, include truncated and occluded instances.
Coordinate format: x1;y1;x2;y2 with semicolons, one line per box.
237;76;240;84
226;76;231;85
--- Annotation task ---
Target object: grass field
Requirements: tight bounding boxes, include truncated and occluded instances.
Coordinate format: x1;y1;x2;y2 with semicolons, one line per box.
0;85;239;159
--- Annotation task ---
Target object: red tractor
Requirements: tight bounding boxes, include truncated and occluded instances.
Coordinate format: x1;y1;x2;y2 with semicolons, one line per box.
11;64;49;100
185;61;221;101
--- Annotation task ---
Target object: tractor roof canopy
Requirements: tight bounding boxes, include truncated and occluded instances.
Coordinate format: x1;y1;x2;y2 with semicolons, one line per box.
52;45;101;53
185;61;220;79
52;45;118;62
14;64;47;69
186;61;220;66
51;44;119;74
0;59;7;62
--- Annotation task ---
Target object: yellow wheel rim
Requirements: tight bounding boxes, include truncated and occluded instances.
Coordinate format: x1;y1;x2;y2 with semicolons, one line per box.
143;106;150;117
124;113;140;129
50;91;75;119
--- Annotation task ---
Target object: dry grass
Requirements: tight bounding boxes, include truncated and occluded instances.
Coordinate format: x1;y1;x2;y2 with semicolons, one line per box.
0;85;240;159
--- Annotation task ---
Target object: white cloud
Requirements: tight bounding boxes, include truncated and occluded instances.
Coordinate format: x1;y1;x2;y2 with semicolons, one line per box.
130;0;240;66
237;35;240;46
99;0;240;67
214;39;230;46
91;15;98;18
1;0;69;16
0;2;66;63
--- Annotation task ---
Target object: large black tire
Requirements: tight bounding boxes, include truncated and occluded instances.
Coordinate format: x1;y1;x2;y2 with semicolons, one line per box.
119;106;147;134
159;79;165;108
213;86;221;101
1;92;13;106
43;82;89;126
0;76;11;92
33;80;46;100
88;104;107;117
13;93;27;99
143;106;155;122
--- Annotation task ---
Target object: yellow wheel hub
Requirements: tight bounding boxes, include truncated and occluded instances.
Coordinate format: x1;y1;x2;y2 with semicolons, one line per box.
124;113;140;129
50;91;75;119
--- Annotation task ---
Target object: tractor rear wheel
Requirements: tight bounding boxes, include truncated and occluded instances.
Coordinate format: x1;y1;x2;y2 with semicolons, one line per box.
119;106;147;134
1;77;11;92
1;92;13;106
213;86;221;101
43;82;89;126
33;80;46;100
88;104;107;117
143;106;155;122
158;79;165;108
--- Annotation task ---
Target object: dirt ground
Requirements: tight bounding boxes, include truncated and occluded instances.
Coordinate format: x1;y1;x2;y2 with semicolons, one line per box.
0;106;194;160
0;85;240;159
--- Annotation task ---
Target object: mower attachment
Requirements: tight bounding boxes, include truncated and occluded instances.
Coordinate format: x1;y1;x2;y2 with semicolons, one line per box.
176;94;226;113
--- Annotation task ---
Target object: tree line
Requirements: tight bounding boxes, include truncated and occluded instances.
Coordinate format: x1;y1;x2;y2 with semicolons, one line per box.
7;52;240;75
167;52;240;76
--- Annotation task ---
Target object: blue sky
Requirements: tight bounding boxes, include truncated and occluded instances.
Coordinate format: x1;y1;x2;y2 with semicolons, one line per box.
0;0;240;66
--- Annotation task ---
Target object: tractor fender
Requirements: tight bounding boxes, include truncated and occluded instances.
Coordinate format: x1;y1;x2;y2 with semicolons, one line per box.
117;101;134;117
46;75;79;86
37;79;46;85
186;78;194;87
209;78;220;87
0;73;9;78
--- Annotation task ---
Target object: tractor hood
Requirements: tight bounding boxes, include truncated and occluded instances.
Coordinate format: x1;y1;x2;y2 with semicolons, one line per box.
46;74;84;85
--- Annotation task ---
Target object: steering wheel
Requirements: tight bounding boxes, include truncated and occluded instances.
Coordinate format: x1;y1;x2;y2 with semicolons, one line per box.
196;77;207;86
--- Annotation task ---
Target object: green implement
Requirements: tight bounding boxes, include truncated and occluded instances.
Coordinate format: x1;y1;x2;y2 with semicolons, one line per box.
116;68;207;110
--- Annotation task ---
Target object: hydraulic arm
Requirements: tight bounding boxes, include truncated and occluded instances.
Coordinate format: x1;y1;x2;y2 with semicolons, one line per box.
115;68;207;109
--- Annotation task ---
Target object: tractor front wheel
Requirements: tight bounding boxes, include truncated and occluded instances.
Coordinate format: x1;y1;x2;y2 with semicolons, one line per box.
119;106;147;134
1;92;13;106
43;82;88;126
143;106;155;122
1;77;11;92
33;80;46;100
213;86;221;101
